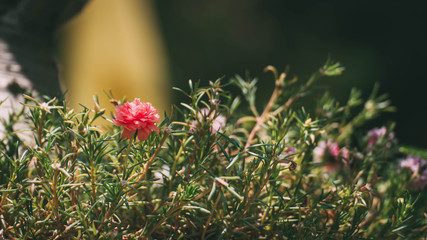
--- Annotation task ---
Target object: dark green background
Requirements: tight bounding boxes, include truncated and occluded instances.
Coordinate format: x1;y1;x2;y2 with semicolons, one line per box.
154;1;427;148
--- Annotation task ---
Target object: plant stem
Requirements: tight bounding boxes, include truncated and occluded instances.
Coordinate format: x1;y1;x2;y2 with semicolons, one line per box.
144;189;209;238
0;181;14;227
90;156;97;205
122;136;134;178
52;166;59;215
272;70;323;117
201;193;221;240
37;110;46;146
245;79;283;149
137;131;169;182
233;160;279;226
169;137;187;192
70;151;78;208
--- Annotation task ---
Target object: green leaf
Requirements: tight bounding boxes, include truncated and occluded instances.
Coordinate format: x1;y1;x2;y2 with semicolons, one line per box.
399;145;427;159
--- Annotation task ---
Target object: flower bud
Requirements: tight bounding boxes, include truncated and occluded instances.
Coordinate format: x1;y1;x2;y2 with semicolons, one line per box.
78;123;86;136
40;102;51;113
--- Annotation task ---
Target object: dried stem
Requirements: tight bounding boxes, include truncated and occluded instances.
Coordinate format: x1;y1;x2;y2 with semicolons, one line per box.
245;77;284;149
272;70;323;118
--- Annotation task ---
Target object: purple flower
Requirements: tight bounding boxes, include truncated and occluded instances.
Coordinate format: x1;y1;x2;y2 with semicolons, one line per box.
400;156;427;191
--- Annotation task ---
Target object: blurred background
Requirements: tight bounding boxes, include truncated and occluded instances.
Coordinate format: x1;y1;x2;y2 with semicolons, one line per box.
64;0;427;148
2;1;424;147
152;0;427;148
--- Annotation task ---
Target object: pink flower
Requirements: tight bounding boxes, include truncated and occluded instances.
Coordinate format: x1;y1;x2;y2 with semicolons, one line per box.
191;108;226;134
411;169;427;191
366;126;395;148
400;156;425;174
278;146;296;162
113;98;160;141
313;140;340;162
400;156;427;191
328;141;340;159
313;140;350;171
313;141;327;163
340;147;350;159
211;114;226;133
284;146;295;155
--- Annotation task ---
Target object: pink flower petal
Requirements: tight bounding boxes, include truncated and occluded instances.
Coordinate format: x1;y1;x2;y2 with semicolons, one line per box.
121;128;135;140
137;128;150;141
113;98;160;141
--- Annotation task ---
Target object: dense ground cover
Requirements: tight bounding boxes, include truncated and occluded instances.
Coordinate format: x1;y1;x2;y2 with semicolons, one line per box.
0;61;426;239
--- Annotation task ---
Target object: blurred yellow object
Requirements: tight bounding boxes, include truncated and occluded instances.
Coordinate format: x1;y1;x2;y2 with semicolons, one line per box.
62;0;170;123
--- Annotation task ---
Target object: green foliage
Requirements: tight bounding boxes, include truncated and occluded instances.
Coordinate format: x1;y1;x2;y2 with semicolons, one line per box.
0;60;426;239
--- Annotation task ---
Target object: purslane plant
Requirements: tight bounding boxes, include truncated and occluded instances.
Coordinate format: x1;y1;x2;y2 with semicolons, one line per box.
0;60;426;239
